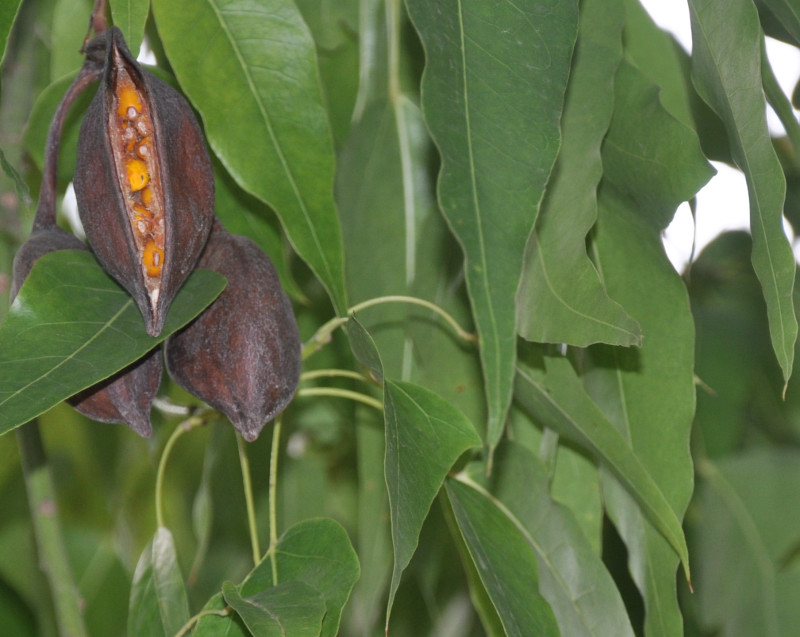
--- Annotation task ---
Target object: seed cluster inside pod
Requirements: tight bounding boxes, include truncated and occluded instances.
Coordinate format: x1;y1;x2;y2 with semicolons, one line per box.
108;50;165;313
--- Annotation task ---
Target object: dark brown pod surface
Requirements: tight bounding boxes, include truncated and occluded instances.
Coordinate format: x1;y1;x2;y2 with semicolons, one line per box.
10;228;87;301
165;222;301;441
69;347;162;438
74;27;214;336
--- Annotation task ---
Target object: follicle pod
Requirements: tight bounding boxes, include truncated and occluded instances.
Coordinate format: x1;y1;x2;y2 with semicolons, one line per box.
165;221;301;441
74;26;214;336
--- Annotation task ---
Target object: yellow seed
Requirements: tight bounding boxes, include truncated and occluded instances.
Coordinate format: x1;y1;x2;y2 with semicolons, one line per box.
143;241;164;277
116;85;142;118
141;186;153;205
126;159;150;192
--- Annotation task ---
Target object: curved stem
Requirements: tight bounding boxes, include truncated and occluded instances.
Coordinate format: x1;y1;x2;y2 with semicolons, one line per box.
172;607;230;637
302;295;477;360
268;415;283;584
17;421;88;637
35;59;103;231
300;368;374;384
236;434;261;565
155;416;202;528
296;387;384;411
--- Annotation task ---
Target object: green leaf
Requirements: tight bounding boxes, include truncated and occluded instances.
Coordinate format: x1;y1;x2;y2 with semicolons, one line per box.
0;251;225;435
690;0;798;386
445;477;559;637
383;380;481;623
0;0;22;66
469;442;636;637
191;592;242;637
760;0;800;45
23;70;94;182
51;0;92;81
213;157;303;302
151;0;348;315
693;449;800;637
239;518;360;637
585;189;696;636
127;526;190;637
602;59;716;230
222;580;325;637
109;0;150;58
517;0;641;348
514;351;690;578
404;0;579;451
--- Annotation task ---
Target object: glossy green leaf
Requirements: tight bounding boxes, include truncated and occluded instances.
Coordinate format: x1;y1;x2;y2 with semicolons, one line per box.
602;59;716;231
151;0;347;315
127;526;190;637
446;477;559;637
518;0;641;348
195;518;359;637
222;579;325;637
383;380;481;622
585;189;696;636
0;0;22;66
694;449;800;637
109;0;149;58
404;0;579;452
690;0;797;386
514;351;690;577
0;251;226;435
469;442;635;637
241;518;359;637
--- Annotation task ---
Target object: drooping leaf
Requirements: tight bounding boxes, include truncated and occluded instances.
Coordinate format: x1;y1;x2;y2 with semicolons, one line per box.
517;0;641;348
514;351;690;576
383;380;481;623
404;0;579;452
0;250;225;435
109;0;150;58
693;449;800;637
468;442;636;637
690;0;797;386
584;189;696;636
127;527;190;637
760;0;800;45
222;580;325;637
151;0;347;315
446;477;559;637
602;59;716;231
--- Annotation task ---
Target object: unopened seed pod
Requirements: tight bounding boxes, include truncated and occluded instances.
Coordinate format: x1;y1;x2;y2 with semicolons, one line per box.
165;221;301;441
69;347;161;438
74;26;214;337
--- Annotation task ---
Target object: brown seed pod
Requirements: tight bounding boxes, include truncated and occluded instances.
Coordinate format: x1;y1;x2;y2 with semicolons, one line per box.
74;26;215;337
165;221;301;441
69;347;162;438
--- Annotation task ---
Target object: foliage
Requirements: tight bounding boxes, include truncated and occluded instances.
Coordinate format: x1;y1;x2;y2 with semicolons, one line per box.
1;0;800;635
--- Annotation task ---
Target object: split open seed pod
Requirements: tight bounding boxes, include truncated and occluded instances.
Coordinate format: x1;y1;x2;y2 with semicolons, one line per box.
74;26;214;337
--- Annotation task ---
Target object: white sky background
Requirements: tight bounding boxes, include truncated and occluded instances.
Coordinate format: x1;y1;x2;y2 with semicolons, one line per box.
640;1;800;271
